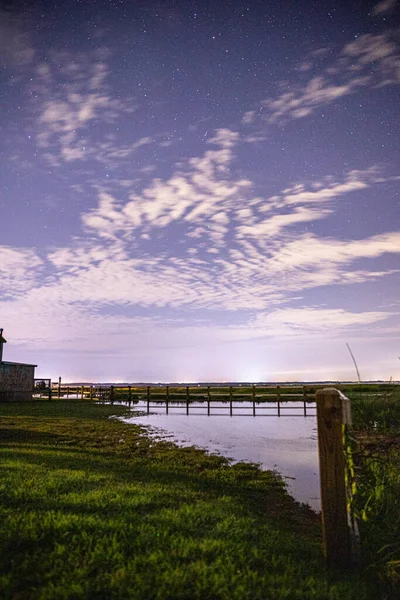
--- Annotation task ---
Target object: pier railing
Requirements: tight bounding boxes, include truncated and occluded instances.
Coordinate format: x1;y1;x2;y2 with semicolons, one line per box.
35;383;318;416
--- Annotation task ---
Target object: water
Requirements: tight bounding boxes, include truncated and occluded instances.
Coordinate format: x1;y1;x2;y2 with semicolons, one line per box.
122;401;320;511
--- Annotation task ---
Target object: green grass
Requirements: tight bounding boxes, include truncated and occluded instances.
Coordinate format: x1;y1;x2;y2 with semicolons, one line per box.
346;388;400;596
348;388;400;434
0;400;379;599
353;444;400;592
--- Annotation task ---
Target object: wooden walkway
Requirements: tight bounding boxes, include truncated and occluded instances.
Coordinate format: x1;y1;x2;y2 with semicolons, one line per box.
34;383;317;417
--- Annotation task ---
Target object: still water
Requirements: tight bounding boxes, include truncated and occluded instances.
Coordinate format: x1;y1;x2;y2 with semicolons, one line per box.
122;400;320;511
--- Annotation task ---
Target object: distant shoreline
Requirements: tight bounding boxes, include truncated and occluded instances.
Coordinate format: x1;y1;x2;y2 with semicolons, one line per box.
48;380;399;386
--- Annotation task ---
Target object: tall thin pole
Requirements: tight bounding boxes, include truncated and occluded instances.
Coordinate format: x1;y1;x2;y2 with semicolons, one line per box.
346;343;361;383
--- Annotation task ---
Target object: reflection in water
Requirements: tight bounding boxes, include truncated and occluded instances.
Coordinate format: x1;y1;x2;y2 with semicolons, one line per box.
123;401;320;511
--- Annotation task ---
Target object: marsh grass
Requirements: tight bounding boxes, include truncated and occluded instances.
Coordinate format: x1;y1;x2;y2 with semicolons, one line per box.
346;389;400;597
0;400;378;599
349;388;400;434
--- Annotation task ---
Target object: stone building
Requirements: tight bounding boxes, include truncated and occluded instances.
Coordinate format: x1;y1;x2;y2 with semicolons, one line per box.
0;329;37;401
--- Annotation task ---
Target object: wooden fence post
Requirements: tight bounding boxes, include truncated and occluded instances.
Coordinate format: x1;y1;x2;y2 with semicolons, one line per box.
147;386;150;413
207;386;211;415
316;388;353;568
252;384;256;416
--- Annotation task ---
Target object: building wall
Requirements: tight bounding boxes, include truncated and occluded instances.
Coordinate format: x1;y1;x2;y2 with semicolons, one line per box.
0;363;35;401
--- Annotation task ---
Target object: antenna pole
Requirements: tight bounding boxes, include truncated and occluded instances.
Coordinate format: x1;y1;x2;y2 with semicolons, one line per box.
346;343;361;383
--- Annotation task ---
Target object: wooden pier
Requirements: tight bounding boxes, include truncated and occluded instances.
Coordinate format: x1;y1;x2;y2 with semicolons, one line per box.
35;383;318;417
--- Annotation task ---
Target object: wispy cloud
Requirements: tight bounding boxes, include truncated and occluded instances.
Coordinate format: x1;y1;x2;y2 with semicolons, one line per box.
1;135;399;350
244;308;391;338
34;55;139;166
0;12;35;68
0;247;43;296
244;31;400;126
373;0;398;15
262;75;368;124
265;232;400;272
82;129;251;246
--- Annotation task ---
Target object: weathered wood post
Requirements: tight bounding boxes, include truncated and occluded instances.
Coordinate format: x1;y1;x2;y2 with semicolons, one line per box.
252;384;256;416
166;385;169;414
147;386;150;413
229;386;233;416
186;386;190;415
110;386;114;404
207;386;211;415
316;388;353;568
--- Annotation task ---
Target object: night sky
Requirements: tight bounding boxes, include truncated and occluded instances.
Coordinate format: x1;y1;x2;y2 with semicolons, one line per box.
1;0;399;382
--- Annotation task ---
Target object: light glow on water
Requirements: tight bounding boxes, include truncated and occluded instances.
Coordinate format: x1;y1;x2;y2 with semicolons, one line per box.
123;401;320;511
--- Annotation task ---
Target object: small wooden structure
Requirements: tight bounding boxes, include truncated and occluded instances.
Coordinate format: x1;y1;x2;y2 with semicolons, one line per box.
0;329;37;401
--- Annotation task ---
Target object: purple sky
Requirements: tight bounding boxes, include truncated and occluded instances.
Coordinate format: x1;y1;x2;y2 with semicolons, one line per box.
1;0;399;382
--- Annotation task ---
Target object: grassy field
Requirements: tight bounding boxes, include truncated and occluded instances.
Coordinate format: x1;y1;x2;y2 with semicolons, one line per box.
0;400;379;599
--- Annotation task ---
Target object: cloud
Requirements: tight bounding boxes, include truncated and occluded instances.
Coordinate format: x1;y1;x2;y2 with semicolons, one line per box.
82;129;250;245
263;75;368;124
0;13;35;68
265;232;400;273
43;136;399;321
0;247;43;296
236;206;331;239
341;33;398;68
2;144;398;344
237;168;384;239
281;168;379;204
246;308;391;338
33;54;139;167
247;31;400;126
373;0;398;14
1;277;395;355
242;110;256;124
